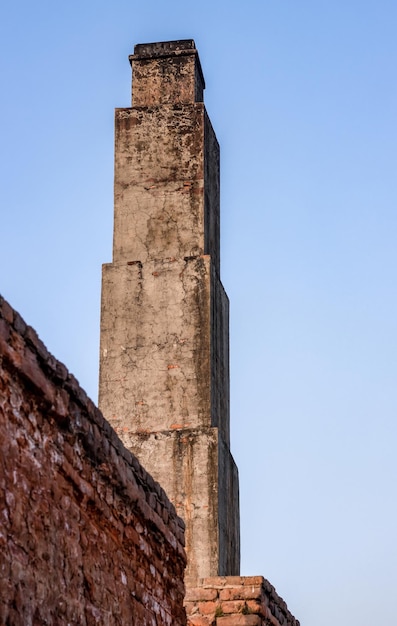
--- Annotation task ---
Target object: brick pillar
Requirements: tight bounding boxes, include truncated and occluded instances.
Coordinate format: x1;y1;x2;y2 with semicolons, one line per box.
99;40;240;582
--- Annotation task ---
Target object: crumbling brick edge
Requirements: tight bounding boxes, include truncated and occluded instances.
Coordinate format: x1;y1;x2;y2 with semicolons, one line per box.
185;576;300;626
0;294;187;624
0;294;186;556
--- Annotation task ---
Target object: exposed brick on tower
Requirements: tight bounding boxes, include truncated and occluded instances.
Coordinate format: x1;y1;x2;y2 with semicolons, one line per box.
99;40;240;582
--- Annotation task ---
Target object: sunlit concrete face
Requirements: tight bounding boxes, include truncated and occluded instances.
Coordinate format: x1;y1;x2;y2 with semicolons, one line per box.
99;40;240;582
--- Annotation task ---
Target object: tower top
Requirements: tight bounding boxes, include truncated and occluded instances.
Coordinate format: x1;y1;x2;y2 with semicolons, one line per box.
129;39;205;106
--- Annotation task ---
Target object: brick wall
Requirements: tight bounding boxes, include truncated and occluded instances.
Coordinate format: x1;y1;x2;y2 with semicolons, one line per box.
0;295;187;625
185;576;299;626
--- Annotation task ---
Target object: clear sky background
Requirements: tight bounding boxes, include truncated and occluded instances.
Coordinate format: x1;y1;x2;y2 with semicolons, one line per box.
1;2;396;624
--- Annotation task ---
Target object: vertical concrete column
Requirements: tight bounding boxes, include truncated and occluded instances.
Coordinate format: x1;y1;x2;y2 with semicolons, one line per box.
99;40;240;582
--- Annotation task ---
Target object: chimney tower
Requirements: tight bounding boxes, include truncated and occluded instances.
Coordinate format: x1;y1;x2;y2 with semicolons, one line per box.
99;40;240;582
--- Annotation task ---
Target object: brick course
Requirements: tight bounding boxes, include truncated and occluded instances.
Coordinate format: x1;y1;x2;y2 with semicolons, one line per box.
0;295;187;625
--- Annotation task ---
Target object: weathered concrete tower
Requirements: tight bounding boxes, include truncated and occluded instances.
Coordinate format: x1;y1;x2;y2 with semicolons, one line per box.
99;40;240;582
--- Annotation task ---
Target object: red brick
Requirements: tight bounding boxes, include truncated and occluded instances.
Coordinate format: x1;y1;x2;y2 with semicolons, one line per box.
187;616;212;626
240;576;264;587
217;616;261;626
0;298;13;323
185;587;219;602
198;600;220;615
220;600;248;614
0;318;10;344
219;586;262;601
246;600;263;615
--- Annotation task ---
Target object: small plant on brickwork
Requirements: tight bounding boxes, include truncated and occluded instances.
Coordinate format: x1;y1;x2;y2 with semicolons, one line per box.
240;602;251;614
214;605;224;617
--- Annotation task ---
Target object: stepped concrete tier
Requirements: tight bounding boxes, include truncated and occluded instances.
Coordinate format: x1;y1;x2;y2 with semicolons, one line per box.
99;40;240;583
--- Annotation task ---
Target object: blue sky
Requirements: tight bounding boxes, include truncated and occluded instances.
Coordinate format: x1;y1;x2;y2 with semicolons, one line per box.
1;2;396;624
